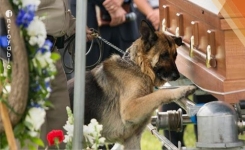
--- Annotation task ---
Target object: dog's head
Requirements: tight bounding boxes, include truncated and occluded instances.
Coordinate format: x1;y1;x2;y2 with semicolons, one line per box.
129;20;182;87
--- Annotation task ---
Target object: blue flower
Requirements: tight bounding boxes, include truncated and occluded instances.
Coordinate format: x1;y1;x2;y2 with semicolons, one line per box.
16;5;36;28
37;39;53;54
45;80;51;92
29;102;42;108
32;81;41;92
32;84;41;92
44;40;53;50
0;36;8;48
37;47;46;54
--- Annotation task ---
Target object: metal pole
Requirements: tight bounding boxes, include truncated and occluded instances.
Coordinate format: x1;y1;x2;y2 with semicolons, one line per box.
147;124;179;150
72;0;87;149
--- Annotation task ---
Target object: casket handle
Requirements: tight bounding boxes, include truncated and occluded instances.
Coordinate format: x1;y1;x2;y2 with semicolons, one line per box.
190;36;194;57
162;19;166;32
207;30;216;55
206;45;212;68
189;21;199;58
206;45;217;68
176;13;183;36
191;21;199;47
161;5;169;32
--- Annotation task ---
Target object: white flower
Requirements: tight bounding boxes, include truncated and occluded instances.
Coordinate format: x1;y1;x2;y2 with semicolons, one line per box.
25;107;46;131
27;17;46;47
33;51;53;68
90;119;99;126
96;124;103;132
63;135;71;143
21;0;40;10
63;108;106;149
13;0;20;5
33;55;47;68
91;144;97;149
63;123;74;137
66;106;74;124
83;125;94;144
87;119;103;137
29;36;38;46
99;137;106;144
3;84;11;94
87;123;96;135
83;125;91;138
37;35;46;48
28;130;39;137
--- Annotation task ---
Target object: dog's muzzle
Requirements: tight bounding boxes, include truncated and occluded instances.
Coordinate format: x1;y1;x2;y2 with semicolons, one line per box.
156;68;180;81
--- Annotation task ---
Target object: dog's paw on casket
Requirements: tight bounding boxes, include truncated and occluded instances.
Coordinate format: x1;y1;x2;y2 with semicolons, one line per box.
172;85;197;100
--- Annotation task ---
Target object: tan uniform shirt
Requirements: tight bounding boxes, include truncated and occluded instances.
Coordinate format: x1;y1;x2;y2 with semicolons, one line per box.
37;0;75;37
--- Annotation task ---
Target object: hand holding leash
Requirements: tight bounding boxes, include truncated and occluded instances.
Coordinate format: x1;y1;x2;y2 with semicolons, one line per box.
86;27;94;41
90;28;125;55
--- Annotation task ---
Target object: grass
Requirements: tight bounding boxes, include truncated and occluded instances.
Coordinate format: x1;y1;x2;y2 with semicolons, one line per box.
141;128;162;150
141;124;245;150
141;124;196;150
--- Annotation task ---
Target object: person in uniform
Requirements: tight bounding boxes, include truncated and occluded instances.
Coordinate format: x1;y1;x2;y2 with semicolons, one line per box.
36;0;75;149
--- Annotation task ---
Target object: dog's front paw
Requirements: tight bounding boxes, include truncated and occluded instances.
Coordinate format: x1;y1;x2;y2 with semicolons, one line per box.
173;85;197;100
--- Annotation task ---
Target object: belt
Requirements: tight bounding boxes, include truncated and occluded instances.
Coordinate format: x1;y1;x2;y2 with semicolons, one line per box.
46;35;65;51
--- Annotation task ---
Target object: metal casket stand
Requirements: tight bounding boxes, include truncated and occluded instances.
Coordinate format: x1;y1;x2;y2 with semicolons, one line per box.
196;101;244;150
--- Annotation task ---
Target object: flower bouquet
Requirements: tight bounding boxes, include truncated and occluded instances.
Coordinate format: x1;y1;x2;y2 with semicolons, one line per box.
46;107;107;150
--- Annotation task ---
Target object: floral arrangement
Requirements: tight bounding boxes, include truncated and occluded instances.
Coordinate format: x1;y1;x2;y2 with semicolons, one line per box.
0;0;59;149
46;107;107;150
47;130;64;149
62;106;74;149
0;0;108;149
82;119;106;149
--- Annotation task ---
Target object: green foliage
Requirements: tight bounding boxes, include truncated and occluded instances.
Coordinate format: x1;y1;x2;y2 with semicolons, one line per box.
141;129;162;150
51;52;61;61
141;125;197;150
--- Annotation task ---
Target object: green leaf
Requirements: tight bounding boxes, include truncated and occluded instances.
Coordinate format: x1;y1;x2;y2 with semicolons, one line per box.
0;59;4;74
45;100;54;108
51;52;61;61
28;144;37;150
6;63;12;77
24;120;33;129
30;137;44;147
14;123;25;135
35;59;43;75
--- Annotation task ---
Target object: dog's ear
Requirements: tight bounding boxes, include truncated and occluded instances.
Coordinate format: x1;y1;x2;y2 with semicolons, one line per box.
140;20;158;51
171;36;183;46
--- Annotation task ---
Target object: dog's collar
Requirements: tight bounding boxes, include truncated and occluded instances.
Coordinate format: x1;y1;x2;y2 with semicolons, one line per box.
122;49;130;60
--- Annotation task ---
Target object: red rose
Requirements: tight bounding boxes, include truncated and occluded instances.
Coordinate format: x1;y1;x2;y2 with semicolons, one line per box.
47;130;64;146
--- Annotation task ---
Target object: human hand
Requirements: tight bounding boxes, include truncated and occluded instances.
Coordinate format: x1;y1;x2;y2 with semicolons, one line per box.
147;9;160;30
103;0;124;11
109;7;126;26
86;27;93;41
103;0;126;26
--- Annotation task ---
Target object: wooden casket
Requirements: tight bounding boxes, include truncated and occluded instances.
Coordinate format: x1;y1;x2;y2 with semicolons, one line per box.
159;0;245;103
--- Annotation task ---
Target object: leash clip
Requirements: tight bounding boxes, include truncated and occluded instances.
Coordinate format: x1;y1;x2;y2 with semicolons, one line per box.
90;28;99;38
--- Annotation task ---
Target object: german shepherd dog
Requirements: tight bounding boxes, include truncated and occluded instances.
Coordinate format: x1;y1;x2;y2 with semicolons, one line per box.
68;20;196;149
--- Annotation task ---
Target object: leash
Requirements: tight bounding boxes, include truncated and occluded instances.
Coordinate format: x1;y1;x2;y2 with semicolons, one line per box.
62;29;128;74
90;28;126;55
